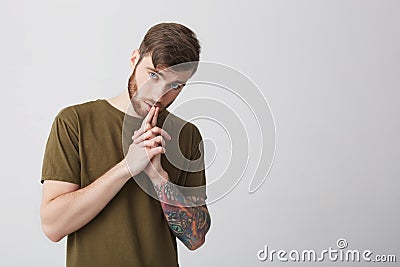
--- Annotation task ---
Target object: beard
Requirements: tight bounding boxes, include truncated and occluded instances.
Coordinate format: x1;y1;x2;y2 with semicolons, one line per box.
127;69;164;119
127;71;144;118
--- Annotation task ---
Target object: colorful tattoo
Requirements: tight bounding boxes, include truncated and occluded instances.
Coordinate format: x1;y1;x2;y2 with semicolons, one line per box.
154;182;211;250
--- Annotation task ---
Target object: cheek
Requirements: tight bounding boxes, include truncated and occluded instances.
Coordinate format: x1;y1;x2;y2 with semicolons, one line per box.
135;77;147;91
136;83;153;100
162;89;180;101
134;68;150;91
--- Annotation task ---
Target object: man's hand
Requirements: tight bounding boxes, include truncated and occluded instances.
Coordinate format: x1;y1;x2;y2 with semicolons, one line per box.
134;106;170;183
125;106;171;177
130;107;211;251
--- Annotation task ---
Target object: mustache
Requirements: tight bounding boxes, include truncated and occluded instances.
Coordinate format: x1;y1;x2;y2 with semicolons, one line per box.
144;100;163;110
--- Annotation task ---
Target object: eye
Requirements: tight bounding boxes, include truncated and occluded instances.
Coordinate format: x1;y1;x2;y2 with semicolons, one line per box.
170;83;182;90
149;72;159;79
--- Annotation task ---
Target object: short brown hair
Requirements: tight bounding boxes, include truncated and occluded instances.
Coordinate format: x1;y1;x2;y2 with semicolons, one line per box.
138;22;201;74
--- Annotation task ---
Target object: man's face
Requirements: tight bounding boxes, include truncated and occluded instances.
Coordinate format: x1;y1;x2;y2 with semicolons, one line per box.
128;54;193;118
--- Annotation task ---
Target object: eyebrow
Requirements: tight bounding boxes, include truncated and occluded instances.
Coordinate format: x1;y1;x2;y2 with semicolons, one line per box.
146;67;186;84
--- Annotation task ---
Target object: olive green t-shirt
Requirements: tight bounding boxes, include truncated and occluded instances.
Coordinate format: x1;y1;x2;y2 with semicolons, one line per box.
41;99;207;267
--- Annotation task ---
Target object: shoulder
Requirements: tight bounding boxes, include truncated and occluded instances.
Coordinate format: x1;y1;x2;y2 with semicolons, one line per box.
55;99;101;125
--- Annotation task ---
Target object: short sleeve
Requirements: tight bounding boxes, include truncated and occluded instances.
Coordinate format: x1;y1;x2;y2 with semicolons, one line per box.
183;125;208;200
41;108;81;185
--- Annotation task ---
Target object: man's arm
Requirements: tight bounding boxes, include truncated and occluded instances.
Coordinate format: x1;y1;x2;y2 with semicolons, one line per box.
40;160;132;242
152;175;211;251
41;106;166;242
133;106;211;250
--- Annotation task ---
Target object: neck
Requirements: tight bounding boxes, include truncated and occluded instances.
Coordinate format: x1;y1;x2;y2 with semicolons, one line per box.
106;88;141;118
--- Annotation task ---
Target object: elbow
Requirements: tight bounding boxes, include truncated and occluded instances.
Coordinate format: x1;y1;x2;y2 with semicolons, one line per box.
46;234;63;243
188;239;204;251
40;210;65;242
41;223;64;242
188;214;211;250
40;206;65;242
187;236;206;251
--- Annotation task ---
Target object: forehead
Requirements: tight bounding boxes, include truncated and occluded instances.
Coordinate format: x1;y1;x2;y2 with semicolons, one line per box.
140;55;193;81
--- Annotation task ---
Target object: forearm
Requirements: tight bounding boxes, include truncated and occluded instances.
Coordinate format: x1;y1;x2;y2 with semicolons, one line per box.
152;174;211;250
41;160;131;241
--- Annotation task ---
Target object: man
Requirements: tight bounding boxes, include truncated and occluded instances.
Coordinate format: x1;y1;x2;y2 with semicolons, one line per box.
40;22;211;267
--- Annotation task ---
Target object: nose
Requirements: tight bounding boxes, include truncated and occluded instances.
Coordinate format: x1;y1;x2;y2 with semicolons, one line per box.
149;83;170;102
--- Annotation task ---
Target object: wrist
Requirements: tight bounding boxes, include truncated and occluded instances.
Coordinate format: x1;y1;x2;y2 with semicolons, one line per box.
149;170;169;186
117;159;134;180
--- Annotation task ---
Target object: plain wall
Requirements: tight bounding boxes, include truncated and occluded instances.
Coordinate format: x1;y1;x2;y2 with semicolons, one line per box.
0;0;399;266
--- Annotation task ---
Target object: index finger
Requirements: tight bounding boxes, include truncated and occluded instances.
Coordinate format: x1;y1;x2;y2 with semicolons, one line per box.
151;106;159;127
140;106;155;131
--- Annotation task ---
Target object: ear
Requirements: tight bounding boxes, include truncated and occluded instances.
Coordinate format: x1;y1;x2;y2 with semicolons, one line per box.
130;49;140;69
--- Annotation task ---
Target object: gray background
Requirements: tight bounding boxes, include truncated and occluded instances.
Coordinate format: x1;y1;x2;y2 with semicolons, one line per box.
1;0;399;266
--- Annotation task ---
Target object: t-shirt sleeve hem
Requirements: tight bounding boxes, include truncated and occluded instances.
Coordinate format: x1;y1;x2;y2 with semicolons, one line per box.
41;175;80;186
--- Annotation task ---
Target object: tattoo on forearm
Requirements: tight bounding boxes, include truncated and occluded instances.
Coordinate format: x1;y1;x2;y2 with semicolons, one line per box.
154;182;211;249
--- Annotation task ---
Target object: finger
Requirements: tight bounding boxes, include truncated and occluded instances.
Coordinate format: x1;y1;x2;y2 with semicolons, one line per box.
133;127;171;143
132;129;142;140
151;106;159;127
139;106;155;132
132;119;155;139
150;127;171;140
133;129;156;144
139;135;165;148
147;146;165;158
145;105;156;126
145;120;152;132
